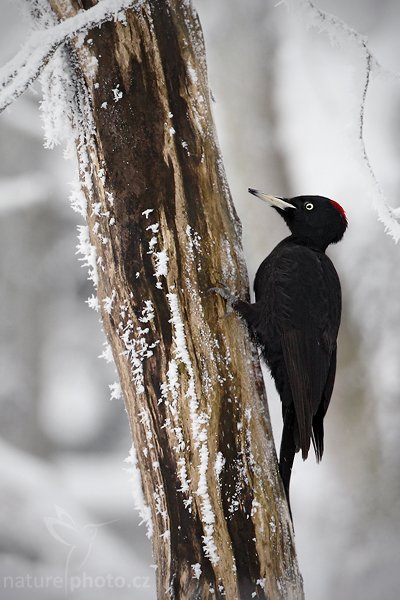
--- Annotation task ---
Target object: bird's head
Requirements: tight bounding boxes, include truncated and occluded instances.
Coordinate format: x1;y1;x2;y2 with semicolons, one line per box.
249;189;347;251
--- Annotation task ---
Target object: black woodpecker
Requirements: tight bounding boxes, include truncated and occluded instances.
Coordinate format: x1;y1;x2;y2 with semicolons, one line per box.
211;189;347;516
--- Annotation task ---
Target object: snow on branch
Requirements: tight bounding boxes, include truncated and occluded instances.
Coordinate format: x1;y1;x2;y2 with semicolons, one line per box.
283;0;400;242
0;0;143;113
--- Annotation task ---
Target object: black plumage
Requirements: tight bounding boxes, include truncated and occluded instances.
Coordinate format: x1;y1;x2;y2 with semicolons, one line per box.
212;190;347;516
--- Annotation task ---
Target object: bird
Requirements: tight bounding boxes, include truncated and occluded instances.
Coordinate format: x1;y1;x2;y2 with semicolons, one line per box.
211;189;347;516
44;505;117;586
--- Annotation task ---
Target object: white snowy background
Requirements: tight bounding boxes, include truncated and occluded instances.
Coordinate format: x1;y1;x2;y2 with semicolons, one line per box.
1;1;400;599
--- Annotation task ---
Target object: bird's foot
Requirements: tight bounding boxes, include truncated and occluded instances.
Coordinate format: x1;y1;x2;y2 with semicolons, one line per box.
208;285;238;313
208;286;236;303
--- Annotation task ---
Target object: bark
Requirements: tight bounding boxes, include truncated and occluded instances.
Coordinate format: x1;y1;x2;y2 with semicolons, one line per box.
44;1;304;598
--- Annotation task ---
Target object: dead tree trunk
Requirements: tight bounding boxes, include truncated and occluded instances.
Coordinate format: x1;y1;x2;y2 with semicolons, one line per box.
39;1;304;598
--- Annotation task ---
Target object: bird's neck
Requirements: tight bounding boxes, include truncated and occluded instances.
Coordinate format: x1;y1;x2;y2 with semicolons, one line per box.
287;234;327;253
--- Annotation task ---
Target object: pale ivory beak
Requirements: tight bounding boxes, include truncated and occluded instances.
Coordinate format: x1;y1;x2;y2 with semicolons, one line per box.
248;188;296;210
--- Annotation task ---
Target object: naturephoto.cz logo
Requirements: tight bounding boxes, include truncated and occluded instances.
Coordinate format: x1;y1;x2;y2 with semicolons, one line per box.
2;506;150;594
2;572;151;592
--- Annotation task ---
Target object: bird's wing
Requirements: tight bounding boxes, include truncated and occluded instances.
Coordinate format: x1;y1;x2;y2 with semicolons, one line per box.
312;343;337;461
281;330;331;458
256;241;340;337
263;244;340;458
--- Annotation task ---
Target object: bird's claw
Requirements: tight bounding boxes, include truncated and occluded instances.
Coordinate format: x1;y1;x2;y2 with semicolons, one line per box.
208;285;237;311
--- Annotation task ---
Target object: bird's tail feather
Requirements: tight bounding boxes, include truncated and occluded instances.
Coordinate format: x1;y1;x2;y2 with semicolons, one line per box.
279;405;297;520
311;408;324;463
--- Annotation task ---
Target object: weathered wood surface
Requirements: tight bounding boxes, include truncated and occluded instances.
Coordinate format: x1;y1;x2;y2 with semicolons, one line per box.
45;1;304;598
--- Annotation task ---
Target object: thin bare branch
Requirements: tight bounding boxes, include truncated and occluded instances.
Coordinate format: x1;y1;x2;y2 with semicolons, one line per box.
281;0;400;242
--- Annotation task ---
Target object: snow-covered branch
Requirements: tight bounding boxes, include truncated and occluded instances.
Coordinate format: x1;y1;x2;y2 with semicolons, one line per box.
282;0;400;242
0;0;142;113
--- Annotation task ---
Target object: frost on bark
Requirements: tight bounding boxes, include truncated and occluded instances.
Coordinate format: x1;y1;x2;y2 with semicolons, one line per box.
34;1;304;598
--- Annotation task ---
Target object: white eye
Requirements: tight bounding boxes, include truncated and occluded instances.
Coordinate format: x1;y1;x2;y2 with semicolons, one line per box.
305;202;314;211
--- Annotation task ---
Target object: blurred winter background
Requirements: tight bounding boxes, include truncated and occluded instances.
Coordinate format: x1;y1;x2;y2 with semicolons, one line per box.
1;0;399;599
